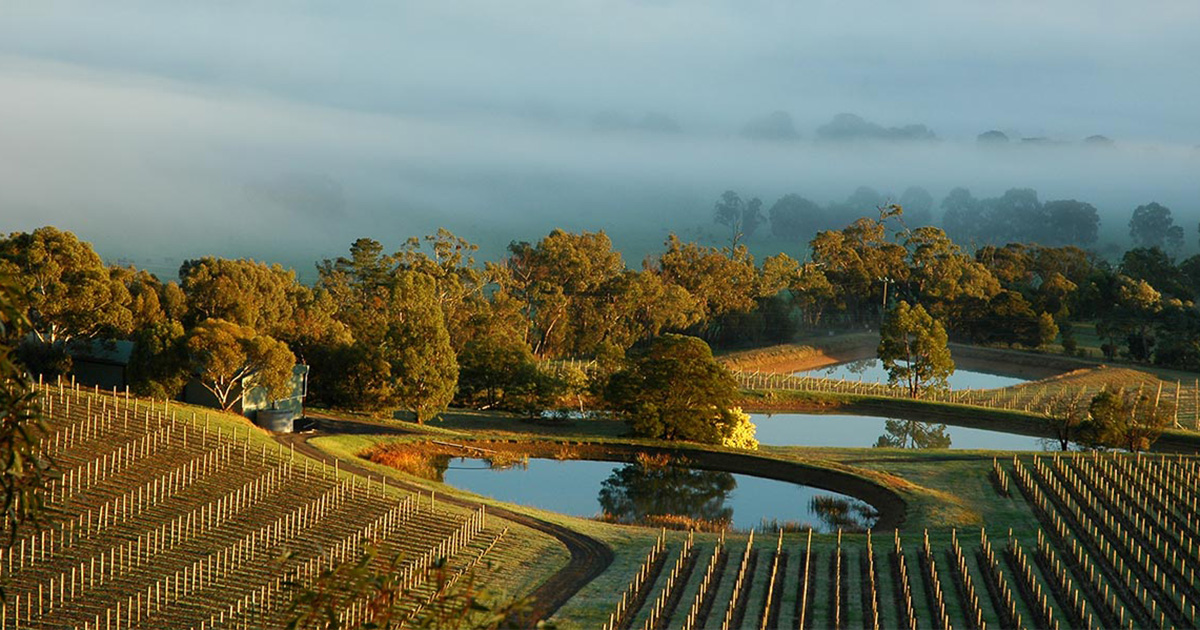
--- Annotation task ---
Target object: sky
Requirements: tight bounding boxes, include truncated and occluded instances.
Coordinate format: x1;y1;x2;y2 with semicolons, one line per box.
1;1;1198;278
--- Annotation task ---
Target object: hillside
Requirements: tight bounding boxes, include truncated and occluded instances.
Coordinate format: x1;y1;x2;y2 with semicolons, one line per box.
4;382;564;629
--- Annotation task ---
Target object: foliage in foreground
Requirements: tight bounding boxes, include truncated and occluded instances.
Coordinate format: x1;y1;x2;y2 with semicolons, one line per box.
283;543;541;630
0;273;53;596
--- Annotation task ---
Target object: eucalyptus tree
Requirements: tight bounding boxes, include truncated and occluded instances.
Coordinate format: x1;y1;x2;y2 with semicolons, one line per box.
180;257;347;359
713;190;765;245
877;301;954;398
1129;202;1183;251
1043;390;1090;450
1043;199;1100;246
497;229;626;358
768;193;826;242
604;334;745;445
810;209;908;325
978;188;1044;244
1102;276;1164;361
898;186;934;227
656;234;759;341
186;318;296;411
393;228;488;351
316;240;458;421
1119;247;1191;301
0;227;133;345
902;226;1000;321
1085;386;1171;452
109;266;174;329
940;187;982;244
0;273;53;550
127;320;190;400
385;271;458;423
604;269;700;350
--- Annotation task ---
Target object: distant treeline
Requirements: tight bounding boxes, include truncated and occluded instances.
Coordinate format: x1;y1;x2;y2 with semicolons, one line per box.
714;186;1188;253
3;211;1200;420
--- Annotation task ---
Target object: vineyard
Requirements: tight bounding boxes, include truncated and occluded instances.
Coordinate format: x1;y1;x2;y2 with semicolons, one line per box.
13;378;1200;629
579;450;1200;630
733;367;1200;429
2;381;560;629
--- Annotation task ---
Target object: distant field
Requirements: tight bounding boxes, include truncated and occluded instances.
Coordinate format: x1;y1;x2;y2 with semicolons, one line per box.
723;335;1200;438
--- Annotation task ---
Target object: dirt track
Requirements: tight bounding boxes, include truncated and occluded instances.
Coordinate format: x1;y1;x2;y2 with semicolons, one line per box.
272;415;614;622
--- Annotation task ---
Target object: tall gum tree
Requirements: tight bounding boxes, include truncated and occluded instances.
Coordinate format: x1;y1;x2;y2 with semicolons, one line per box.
499;230;625;358
186;318;296;411
393;228;488;352
180;257;347;359
315;241;458;416
902;226;1000;321
386;271;458;423
656;235;759;341
877;301;954;398
810;210;908;326
0;227;133;345
1129;202;1183;251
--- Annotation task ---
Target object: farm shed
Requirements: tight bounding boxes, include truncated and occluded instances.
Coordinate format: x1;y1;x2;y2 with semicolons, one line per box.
68;338;134;390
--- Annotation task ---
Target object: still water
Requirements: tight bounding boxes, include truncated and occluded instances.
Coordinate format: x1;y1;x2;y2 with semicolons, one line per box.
441;457;877;532
799;358;1027;390
753;413;1051;450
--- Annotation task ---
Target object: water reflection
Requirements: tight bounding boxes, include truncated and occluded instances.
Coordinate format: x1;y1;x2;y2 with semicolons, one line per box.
598;461;736;529
820;358;875;376
800;359;1027;390
810;495;878;532
437;455;882;531
753;413;1048;450
873;419;953;449
758;494;880;533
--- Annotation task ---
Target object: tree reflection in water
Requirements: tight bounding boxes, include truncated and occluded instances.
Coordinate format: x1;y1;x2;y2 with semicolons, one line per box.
874;419;952;449
820;358;875;377
598;461;736;528
809;495;878;532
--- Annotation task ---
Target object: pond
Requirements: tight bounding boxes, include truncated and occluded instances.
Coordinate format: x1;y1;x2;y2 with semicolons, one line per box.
798;358;1027;390
752;413;1052;451
440;457;878;532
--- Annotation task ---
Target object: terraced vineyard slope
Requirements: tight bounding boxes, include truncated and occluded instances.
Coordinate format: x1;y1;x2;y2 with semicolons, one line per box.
2;382;560;629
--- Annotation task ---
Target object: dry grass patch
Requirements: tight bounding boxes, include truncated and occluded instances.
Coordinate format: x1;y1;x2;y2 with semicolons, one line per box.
362;443;445;479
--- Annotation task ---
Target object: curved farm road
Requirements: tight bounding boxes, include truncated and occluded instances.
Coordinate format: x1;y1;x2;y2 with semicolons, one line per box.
271;416;614;621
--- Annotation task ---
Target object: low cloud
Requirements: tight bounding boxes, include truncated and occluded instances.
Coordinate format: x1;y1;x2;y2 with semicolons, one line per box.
0;2;1197;274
